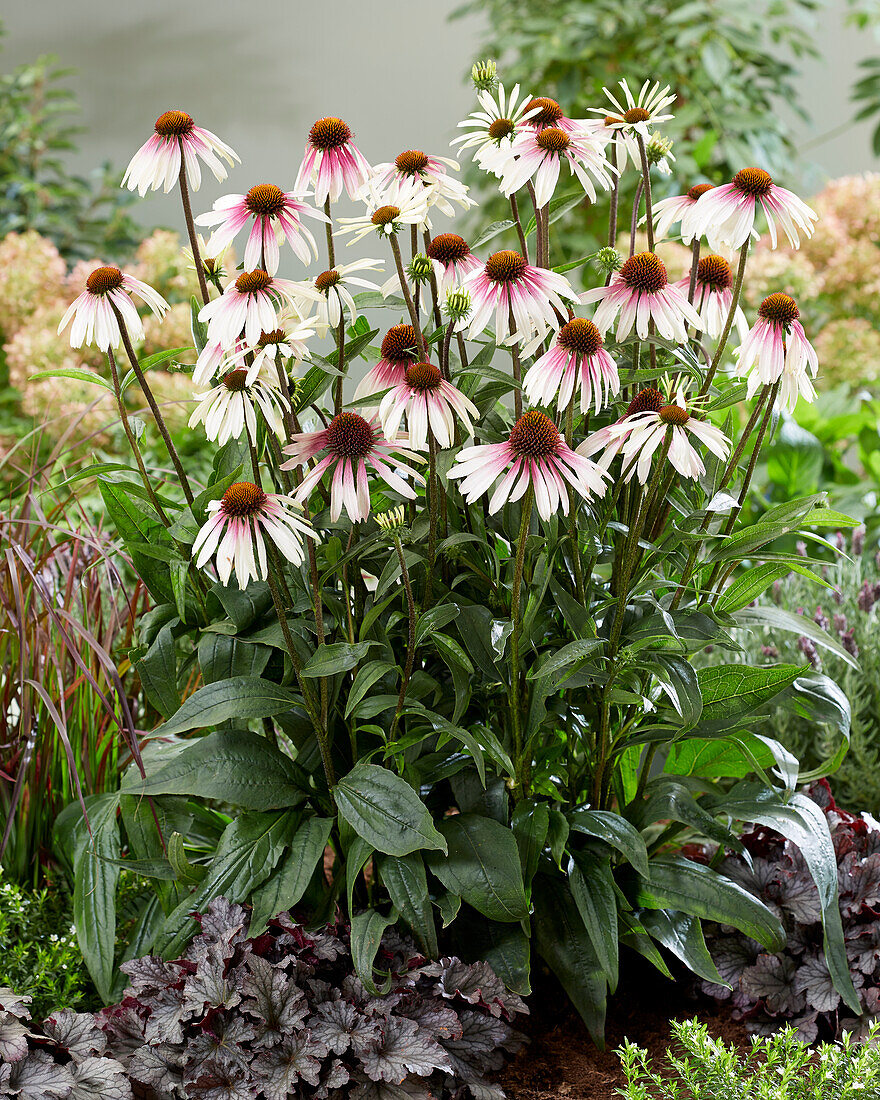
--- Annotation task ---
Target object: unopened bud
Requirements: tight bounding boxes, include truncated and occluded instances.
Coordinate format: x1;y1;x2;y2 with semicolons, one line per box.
444;288;472;322
471;59;498;92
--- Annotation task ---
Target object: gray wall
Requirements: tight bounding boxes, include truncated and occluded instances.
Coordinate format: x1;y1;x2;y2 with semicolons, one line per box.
2;0;486;241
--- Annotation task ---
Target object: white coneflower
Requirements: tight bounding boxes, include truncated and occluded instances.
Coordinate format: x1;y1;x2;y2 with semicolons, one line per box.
122;109;239;195
295;116;372;205
579;387;729;484
683;167;818;250
195;184;327;274
378;361;479;451
302;259;385;335
488;123;614;206
198;270;303;349
736;292;818;397
193;482;316;590
188;369;289;446
580;251;702;343
370;149;474;217
336;178;431;245
448;409;609;520
451;84;539;174
587;80;676;172
57;266;168;351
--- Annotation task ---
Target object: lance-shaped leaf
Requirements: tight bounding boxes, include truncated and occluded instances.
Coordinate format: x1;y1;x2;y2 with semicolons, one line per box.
334;764;447;857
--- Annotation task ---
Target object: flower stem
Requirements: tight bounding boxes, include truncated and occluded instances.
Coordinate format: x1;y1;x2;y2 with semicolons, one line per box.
629;180;644;257
112;308;195;507
423;228;443;333
389;234;428;359
177;160;210;306
389;534;417;742
105;348;172;526
698;241;749;398
510;485;534;798
508;303;523;420
422;435;439;608
265;543;335;797
510;192;529;262
687;238;701;305
323;197;336;266
635;133;654;252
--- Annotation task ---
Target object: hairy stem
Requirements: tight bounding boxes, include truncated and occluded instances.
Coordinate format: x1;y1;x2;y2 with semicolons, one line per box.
178;159;210;306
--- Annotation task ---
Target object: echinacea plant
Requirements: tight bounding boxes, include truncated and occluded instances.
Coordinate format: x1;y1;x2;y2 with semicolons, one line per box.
48;65;863;1044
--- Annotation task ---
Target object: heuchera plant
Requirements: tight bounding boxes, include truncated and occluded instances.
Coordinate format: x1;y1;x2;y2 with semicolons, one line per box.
700;781;880;1042
0;987;131;1099
49;63;863;1041
99;896;526;1100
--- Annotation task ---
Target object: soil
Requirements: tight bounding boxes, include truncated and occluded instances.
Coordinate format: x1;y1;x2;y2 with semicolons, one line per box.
497;958;752;1100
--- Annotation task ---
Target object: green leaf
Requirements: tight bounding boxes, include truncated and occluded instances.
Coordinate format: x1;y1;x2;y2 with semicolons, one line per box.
191;295;208;352
526;638;604;685
334;763;447;857
640;910;728;987
125;729;307;809
566;809;649;878
249;816;333;936
379;853;438;957
155;810;295;958
716;785;861;1014
137;346;194;372
414;603;460;647
626;855;785;952
426;814;528;922
569;852;619;990
533;874;607;1047
511;799;550;886
350;908;397;996
733;606;859;669
302;641;379;677
153;676;299;736
134;622;180;719
29;367;114;391
63;793;120;1002
470;218;516;247
696;664;805;725
345;660;396;719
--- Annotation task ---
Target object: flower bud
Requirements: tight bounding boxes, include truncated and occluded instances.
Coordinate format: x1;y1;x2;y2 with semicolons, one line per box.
471;59;498;92
444;288;472;323
594;246;622;275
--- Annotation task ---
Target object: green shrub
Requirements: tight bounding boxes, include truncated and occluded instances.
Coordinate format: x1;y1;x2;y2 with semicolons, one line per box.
618;1018;880;1099
0;879;94;1018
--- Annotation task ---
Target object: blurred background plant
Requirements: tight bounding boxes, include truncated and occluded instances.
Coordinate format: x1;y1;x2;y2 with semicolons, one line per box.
0;20;140;262
455;0;880;261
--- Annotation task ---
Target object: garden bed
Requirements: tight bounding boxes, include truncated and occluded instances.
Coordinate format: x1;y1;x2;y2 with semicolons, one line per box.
500;966;750;1100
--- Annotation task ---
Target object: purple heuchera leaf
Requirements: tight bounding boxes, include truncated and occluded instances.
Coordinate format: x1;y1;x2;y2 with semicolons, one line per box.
6;1049;74;1099
95;897;526;1098
702;780;880;1038
359;1017;452;1082
43;1010;107;1061
67;1055;132;1100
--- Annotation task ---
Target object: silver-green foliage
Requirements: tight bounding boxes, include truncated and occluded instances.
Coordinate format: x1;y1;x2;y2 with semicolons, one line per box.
618;1018;880;1100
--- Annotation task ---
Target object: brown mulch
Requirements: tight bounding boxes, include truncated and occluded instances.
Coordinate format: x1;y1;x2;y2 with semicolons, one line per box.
498;960;752;1100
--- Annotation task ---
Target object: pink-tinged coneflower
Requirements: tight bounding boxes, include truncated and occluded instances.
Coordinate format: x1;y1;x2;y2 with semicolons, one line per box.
198;270;303;349
122;109;239;196
307;259;384;335
676;254;748;341
193;482;315;590
683;167;818;250
736;292;818;397
425;234;482;295
193;338;232;387
452;84;540;174
586;80;676;171
777;352;818;416
579;387;729;484
461;250;579;346
295;117;372;205
652;183;714;243
378;361;479;451
353;324;422;408
523;318;620;416
218;321;317;386
195;185;327;274
447;409;609;520
283;413;424;523
519;96;586;136
370;150;474;217
188;369;288;446
490;124;613;206
336;177;430;245
580;251;702;343
57;266;168;350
